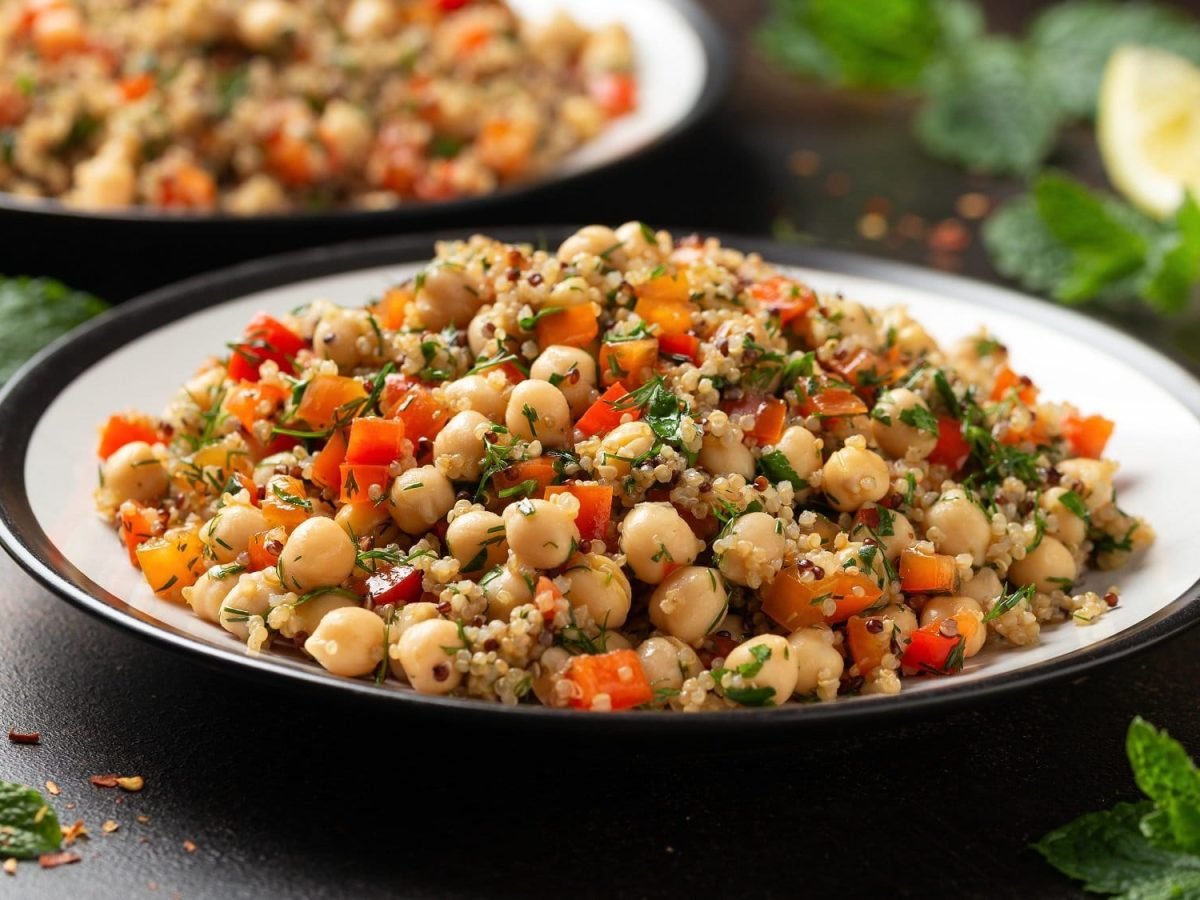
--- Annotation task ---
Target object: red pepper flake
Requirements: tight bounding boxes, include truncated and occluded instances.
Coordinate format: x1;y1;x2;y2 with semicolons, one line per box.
61;820;88;846
45;781;60;796
7;729;40;745
38;851;81;869
90;774;119;789
927;218;971;253
182;840;197;853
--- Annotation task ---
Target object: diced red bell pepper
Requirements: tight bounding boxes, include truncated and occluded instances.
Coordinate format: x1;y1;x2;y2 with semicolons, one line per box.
991;365;1039;405
576;382;638;437
588;72;637;118
658;333;700;363
565;648;653;710
247;528;286;572
722;393;787;445
98;414;161;459
227;313;306;382
1061;413;1114;459
901;614;978;674
898;548;958;593
927;414;971;470
380;376;448;443
345;417;406;465
339;463;391;505
365;564;423;607
544;483;613;543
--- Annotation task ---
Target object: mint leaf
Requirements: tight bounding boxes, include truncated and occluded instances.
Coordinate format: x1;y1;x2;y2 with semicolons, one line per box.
983;195;1078;298
1033;172;1148;302
914;38;1061;176
0;780;62;859
0;276;108;386
1035;801;1200;897
758;449;808;490
1127;717;1200;854
760;0;945;89
1029;1;1200;119
1140;195;1200;314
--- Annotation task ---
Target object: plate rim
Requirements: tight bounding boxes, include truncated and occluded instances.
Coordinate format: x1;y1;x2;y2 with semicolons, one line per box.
0;0;729;227
2;228;1199;733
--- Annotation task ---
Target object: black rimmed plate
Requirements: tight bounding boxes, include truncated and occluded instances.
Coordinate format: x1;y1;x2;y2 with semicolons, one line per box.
2;229;1199;732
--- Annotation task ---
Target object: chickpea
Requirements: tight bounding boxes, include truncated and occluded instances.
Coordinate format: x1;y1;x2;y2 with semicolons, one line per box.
1008;536;1078;594
871;389;937;459
1041;487;1088;547
313;306;372;370
71;145;136;208
503;497;580;570
442;374;507;421
99;441;167;506
696;434;755;480
183;565;240;623
467;306;507;358
920;595;987;657
881;603;919;644
786;626;844;701
723;635;797;706
530;345;598;417
199;501;267;565
397;618;464;694
858;506;915;560
218;571;274;640
596;421;656;477
648;566;728;646
531;645;572;706
546;277;594;310
564;553;632;628
480;561;534;622
505;380;571;448
821;444;890;511
614;221;659;258
388;465;455;535
960;567;1003;606
236;0;296;49
317;100;373;169
343;0;397;38
446;509;507;575
334;502;391;542
925;488;992;564
304;607;385;678
1056;458;1117;513
636;636;701;699
772;426;823;486
717;511;787;588
557;225;623;266
619;503;704;585
433;410;489;481
415;264;484;331
601;631;633;652
277;516;357;592
385;602;439;680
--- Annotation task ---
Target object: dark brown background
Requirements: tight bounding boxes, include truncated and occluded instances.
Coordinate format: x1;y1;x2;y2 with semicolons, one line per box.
2;2;1200;897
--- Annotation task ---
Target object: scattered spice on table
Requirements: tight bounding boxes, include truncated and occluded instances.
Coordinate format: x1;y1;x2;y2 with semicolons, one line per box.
61;820;88;845
3;858;16;876
101;820;119;834
45;781;60;796
182;840;196;854
117;776;144;793
7;730;40;745
136;815;150;825
90;774;119;789
38;851;80;869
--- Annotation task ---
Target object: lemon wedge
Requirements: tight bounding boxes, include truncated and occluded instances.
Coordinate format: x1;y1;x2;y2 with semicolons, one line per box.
1098;45;1200;219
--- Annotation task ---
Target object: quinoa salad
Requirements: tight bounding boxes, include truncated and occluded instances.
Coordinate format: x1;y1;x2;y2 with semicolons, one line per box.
92;226;1154;711
0;0;636;213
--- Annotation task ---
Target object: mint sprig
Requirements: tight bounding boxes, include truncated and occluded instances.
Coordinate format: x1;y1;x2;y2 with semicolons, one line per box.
1036;718;1200;896
0;780;62;859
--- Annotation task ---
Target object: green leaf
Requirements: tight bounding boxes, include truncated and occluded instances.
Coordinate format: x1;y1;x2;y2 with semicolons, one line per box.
0;780;62;859
723;685;778;707
1127;717;1200;854
1029;0;1200;119
1033;172;1148;302
0;276;108;385
760;0;944;89
914;38;1062;176
1140;195;1200;314
758;450;808;490
1035;801;1200;897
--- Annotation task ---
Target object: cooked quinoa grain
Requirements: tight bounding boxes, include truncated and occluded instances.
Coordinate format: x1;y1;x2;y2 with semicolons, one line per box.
97;227;1153;711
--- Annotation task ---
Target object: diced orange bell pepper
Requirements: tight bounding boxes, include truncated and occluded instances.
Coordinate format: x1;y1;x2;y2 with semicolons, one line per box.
227;313;306;382
297;374;368;431
265;129;323;187
369;286;412;330
827;348;896;393
899;548;958;593
246;527;287;572
588;72;637;117
1061;413;1113;459
380;376;448;443
157;163;216;210
535;305;599;349
224;381;288;432
118;500;163;567
802;387;868;417
544;483;613;543
97;414;161;459
310;429;349;495
476;118;535;178
492;457;559;500
575;382;638;437
118;72;154;102
749;276;816;328
564;648;653;710
262;475;311;530
340;463;391;505
346;417;406;465
136;527;205;601
991;365;1039;405
723;393;787;445
634;273;691;335
599;338;659;388
762;568;884;631
901;613;977;674
846;614;895;676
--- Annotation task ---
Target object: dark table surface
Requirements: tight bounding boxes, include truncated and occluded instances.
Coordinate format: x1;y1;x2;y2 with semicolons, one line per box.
4;2;1200;897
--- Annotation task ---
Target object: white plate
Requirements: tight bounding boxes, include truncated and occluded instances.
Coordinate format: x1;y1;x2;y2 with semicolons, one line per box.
0;0;725;224
2;232;1198;730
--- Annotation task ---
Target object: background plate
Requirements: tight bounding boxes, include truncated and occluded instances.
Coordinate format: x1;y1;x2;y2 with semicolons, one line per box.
2;230;1199;732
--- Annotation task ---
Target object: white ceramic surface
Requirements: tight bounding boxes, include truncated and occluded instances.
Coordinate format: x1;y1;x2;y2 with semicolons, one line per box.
23;258;1200;699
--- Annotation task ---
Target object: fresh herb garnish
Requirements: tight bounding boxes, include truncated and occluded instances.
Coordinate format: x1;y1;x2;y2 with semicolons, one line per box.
758;450;808;490
983;582;1035;622
0;780;62;860
0;277;108;386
